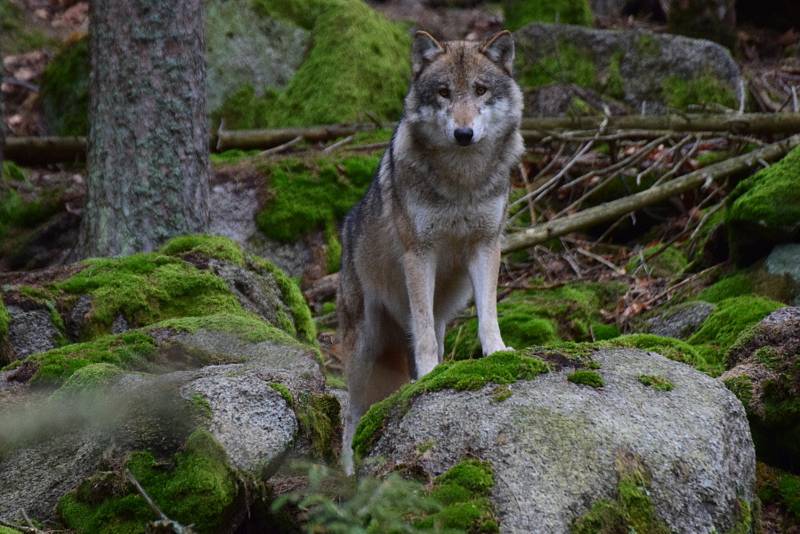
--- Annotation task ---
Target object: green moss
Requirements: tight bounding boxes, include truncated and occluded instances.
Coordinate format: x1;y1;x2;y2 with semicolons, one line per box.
626;245;688;278
56;254;242;339
0;184;64;241
572;453;670;534
635;33;661;57
255;153;379;243
697;273;753;303
518;43;597;90
59;429;239;534
662;74;737;111
151;312;300;347
353;351;549;460
40;38;90;136
225;0;410;129
160;234;246;266
325;372;347;390
268;383;340;461
0;297;9;344
503;0;592;29
637;374;674;392
191;393;213;419
2;161;26;182
608;334;714;372
606;52;625;99
492;384;513;402
727;145;800;263
324;221;342;274
724;375;753;412
52;363;125;398
568;370;604;388
446;282;626;359
420;459;498;532
688;296;784;353
269;382;294;405
0;527;22;534
10;331;156;386
249;256;317;345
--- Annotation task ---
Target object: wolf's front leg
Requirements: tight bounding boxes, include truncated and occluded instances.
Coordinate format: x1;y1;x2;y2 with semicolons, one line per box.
468;241;510;355
403;251;438;378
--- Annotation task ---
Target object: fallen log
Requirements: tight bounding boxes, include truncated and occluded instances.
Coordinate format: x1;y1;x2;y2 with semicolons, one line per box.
501;133;800;253
521;112;800;135
6;112;800;165
5;136;87;166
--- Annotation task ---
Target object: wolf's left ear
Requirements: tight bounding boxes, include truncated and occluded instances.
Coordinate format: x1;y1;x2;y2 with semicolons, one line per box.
480;30;515;75
412;31;444;77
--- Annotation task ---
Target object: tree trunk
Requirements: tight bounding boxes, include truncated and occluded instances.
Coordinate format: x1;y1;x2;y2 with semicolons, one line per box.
79;0;209;258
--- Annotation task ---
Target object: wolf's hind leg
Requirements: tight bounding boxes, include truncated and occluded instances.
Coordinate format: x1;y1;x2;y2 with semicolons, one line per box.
342;303;410;474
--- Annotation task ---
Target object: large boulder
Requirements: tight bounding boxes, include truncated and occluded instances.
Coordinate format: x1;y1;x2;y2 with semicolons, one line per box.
514;24;743;115
205;0;310;115
727;146;800;265
357;348;756;533
0;314;335;529
722;307;800;471
645;300;717;339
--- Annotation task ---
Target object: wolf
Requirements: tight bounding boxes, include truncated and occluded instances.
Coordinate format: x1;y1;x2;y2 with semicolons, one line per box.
337;29;524;472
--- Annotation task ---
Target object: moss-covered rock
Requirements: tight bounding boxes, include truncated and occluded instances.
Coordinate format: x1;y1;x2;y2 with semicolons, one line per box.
223;0;410;128
637;374;674;391
687;296;784;355
568;369;604;388
757;462;800;530
727;145;800;264
514;24;742;115
503;0;592;30
445;282;625;359
52;362;125;398
420;459;499;532
40;37;90;136
255;153;379;244
353;350;549;460
572;451;670;533
0;297;9;346
722;307;800;471
58;429;240;534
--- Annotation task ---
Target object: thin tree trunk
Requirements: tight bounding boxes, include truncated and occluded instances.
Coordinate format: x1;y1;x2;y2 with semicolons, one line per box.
78;0;209;258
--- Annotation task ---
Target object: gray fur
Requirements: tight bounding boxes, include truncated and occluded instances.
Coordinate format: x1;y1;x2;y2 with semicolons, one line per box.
337;31;524;473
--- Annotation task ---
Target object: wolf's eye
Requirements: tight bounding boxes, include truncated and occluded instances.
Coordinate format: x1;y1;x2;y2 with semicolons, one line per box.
438;87;451;98
475;84;487;96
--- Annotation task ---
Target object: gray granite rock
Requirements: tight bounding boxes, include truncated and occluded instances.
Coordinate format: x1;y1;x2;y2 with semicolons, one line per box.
361;348;755;533
645;300;716;339
5;305;60;360
766;243;800;305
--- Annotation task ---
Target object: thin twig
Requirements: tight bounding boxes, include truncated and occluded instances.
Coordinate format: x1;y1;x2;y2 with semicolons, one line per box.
322;134;354;154
575;247;626;275
257;135;302;157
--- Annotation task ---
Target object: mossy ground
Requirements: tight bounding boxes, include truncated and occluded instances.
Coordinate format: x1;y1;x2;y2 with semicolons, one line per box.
58;429;239;534
571;452;670;534
503;0;592;30
758;462;800;527
222;0;410;129
517;43;597;90
626;245;688;278
0;297;9;345
445;282;625;360
0;167;65;243
353;351;549;460
40;37;90;136
727;145;800;263
271;385;341;462
52;362;125;398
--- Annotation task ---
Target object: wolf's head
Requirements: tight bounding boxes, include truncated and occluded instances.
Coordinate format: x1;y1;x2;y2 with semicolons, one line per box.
404;30;523;150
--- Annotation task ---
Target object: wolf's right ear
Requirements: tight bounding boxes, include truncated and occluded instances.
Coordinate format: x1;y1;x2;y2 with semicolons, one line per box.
412;31;444;78
481;30;515;75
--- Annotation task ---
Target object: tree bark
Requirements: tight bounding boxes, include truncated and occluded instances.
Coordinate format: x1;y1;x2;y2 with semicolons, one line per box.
78;0;209;258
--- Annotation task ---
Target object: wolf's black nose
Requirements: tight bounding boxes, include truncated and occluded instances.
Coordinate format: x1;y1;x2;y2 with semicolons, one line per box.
454;128;473;146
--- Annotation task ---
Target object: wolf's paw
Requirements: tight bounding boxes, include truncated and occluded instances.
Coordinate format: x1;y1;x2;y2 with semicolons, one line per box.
483;344;513;356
